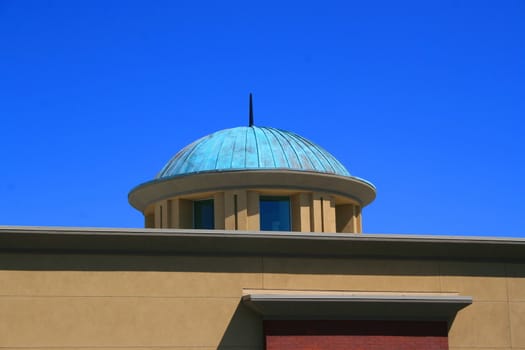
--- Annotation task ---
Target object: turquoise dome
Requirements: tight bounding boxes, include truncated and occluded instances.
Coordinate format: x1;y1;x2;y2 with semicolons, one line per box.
157;126;350;179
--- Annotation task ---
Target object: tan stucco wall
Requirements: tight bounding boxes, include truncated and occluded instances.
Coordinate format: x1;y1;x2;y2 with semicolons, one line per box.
147;189;363;233
1;253;524;350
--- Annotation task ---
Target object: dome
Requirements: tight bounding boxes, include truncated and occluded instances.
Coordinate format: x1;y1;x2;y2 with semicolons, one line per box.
156;126;351;179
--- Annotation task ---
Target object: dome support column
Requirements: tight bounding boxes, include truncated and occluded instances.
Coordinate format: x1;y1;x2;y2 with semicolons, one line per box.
291;193;312;232
336;204;362;233
224;190;260;231
311;193;336;233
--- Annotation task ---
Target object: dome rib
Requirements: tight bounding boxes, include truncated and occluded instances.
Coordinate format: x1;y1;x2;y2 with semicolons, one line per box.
297;133;339;174
265;127;291;168
214;131;228;170
251;126;261;168
271;127;303;170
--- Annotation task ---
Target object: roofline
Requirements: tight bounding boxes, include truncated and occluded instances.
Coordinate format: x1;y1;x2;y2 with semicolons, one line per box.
1;226;524;261
2;225;524;243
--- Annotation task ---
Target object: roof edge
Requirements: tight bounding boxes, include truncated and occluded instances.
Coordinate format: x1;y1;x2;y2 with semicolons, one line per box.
128;169;376;211
1;226;525;261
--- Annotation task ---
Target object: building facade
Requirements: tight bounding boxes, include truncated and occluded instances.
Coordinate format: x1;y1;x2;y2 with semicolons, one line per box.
1;121;524;350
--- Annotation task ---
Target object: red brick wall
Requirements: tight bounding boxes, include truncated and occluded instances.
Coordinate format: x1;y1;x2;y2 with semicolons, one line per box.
264;320;448;350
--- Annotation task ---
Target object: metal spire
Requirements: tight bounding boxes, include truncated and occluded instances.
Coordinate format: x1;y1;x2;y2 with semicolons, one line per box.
249;93;254;127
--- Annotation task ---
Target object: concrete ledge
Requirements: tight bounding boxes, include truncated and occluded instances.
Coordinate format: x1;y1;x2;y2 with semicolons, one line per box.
242;290;472;322
128;170;377;211
1;226;525;261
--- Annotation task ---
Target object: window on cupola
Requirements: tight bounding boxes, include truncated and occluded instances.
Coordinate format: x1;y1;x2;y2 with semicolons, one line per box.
193;199;214;229
260;196;291;231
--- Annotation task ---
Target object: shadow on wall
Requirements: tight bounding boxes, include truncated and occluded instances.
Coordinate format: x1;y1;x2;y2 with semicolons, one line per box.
1;253;524;279
216;302;456;348
217;300;264;350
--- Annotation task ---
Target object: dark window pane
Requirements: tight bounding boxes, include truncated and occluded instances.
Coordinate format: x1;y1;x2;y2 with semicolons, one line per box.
260;196;291;231
194;199;214;229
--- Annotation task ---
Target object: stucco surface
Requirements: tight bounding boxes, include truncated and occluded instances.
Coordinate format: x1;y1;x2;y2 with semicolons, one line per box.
1;251;524;349
0;254;263;298
448;301;511;348
262;257;441;292
507;263;525;302
439;262;508;301
510;302;525;347
0;297;255;347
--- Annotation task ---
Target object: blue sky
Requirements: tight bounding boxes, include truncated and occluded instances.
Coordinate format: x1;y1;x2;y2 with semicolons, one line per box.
1;1;524;236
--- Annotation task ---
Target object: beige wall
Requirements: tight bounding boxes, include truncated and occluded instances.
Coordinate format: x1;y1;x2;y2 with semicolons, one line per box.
1;253;524;350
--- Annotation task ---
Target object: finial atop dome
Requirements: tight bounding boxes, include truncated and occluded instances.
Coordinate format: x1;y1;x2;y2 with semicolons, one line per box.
249;93;254;127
